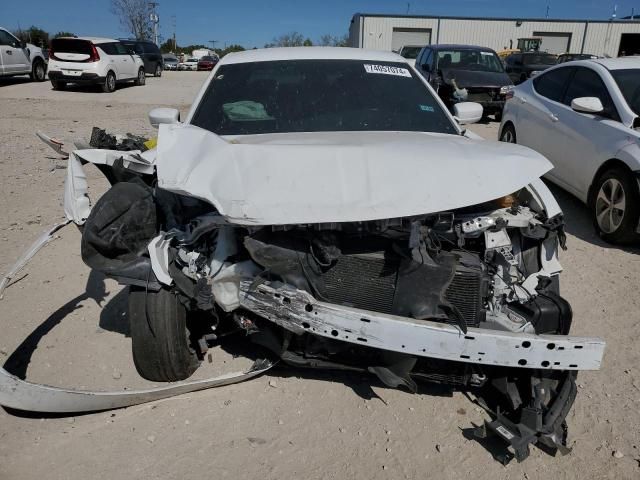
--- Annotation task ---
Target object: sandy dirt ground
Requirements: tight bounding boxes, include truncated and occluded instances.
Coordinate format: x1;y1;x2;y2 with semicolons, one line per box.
0;71;639;480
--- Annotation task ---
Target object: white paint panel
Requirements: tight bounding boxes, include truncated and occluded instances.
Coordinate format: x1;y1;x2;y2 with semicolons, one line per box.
533;32;571;54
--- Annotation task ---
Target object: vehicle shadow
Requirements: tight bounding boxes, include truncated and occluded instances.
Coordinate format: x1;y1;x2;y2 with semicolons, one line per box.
2;269;108;380
0;76;32;87
49;82;138;94
545;181;640;254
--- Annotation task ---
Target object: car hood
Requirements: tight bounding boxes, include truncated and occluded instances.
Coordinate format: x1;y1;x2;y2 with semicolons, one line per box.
155;124;553;225
441;69;512;88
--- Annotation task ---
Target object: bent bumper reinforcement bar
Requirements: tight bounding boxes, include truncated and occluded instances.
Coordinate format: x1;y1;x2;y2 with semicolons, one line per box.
239;282;606;371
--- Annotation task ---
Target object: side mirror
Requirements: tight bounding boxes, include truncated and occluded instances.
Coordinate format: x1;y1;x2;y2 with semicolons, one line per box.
571;97;604;114
149;107;180;128
453;102;483;125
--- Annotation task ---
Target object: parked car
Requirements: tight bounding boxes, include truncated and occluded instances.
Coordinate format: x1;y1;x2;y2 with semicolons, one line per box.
48;47;604;462
557;53;599;64
162;54;179;70
397;45;424;67
179;57;198;71
47;37;146;92
197;55;219;71
0;27;47;81
499;57;640;243
415;44;513;120
504;52;558;84
119;39;163;76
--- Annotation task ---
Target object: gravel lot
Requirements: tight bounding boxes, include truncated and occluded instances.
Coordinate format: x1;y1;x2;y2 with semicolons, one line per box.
0;71;639;480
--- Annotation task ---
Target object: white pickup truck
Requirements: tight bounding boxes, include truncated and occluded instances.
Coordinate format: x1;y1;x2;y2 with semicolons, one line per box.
0;27;47;81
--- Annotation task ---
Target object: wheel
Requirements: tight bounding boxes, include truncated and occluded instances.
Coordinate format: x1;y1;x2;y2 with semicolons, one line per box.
500;123;517;143
102;71;116;93
590;168;640;244
154;63;162;77
129;287;200;382
51;80;66;90
30;59;46;82
135;67;146;86
494;110;502;122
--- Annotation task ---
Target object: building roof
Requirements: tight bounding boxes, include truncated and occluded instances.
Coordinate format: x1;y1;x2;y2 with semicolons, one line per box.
352;12;640;25
221;47;405;65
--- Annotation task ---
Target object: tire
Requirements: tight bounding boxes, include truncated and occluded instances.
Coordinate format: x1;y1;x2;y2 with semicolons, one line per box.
102;71;116;93
154;63;162;77
51;80;66;90
499;123;517;143
590;168;640;244
30;59;46;82
135;67;146;86
129;287;200;382
494;110;502;122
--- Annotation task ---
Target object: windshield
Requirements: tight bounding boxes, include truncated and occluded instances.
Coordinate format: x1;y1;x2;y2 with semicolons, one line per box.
524;54;557;65
435;49;504;72
201;56;215;61
191;59;456;136
400;47;422;59
187;58;197;62
612;69;640;115
164;55;177;61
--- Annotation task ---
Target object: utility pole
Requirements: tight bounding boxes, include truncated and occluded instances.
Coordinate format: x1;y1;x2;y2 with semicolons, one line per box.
545;3;550;18
171;15;177;52
149;2;160;45
208;40;218;51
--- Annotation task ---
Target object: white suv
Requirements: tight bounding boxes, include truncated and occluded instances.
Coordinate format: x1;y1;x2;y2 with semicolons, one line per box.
0;27;47;81
47;37;146;92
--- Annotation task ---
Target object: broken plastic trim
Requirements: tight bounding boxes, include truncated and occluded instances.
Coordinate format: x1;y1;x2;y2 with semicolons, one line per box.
0;223;274;413
0;221;71;300
0;359;273;413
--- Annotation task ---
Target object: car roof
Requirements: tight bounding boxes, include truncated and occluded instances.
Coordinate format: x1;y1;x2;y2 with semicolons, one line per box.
220;47;406;65
55;36;118;44
429;44;496;51
591;56;640;70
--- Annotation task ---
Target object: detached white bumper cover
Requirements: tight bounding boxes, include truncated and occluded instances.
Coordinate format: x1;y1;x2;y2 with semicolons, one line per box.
155;125;554;225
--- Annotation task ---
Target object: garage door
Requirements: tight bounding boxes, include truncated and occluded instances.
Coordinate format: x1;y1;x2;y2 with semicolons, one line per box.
533;32;571;54
391;28;431;52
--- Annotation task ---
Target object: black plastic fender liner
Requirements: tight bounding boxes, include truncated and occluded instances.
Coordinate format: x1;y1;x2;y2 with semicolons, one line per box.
0;359;274;413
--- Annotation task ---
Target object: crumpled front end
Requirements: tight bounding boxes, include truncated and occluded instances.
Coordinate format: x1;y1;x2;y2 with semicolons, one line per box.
1;127;605;464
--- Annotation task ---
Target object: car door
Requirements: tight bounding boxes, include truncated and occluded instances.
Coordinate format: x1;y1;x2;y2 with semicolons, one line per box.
416;48;433;82
114;42;136;79
544;66;627;198
514;66;574;166
0;29;30;74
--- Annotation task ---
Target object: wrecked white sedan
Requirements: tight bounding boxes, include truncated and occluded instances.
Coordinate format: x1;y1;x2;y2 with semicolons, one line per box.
2;48;605;463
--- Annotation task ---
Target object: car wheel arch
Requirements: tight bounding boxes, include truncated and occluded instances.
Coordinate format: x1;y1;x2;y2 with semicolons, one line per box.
499;121;516;141
588;158;634;207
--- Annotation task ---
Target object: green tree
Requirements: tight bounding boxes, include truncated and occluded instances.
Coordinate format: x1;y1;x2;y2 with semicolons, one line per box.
160;38;177;53
14;26;49;48
53;31;75;39
318;34;349;47
303;38;313;47
265;32;305;48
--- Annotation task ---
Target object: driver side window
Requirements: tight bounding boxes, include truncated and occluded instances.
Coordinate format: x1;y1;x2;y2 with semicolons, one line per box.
0;30;18;47
562;67;619;121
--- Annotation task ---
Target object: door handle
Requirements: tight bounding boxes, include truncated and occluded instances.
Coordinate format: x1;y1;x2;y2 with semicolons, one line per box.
549;113;559;122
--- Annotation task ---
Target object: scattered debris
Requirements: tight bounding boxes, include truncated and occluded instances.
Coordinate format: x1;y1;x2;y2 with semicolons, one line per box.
248;437;267;445
268;380;278;388
146;435;156;443
613;450;624;459
457;408;467;415
436;444;442;453
112;371;122;380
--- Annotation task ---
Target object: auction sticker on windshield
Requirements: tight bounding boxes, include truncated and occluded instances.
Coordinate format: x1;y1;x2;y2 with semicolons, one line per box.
364;64;412;77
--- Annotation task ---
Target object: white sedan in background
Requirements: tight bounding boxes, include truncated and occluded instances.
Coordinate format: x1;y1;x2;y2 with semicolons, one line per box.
179;57;198;71
500;58;640;243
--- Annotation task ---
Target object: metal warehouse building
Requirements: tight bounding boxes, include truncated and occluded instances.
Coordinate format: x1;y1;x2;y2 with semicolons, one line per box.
348;13;640;57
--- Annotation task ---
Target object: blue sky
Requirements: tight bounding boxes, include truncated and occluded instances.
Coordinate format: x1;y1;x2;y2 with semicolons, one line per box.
4;1;639;48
